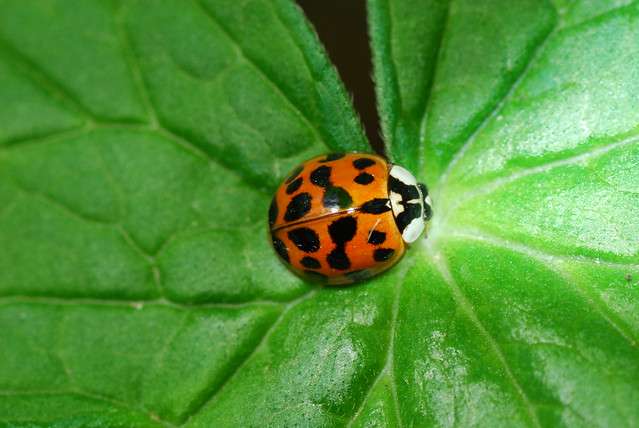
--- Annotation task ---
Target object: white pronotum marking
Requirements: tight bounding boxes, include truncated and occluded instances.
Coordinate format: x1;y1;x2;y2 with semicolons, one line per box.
389;191;403;214
402;217;425;243
389;165;425;243
389;165;417;185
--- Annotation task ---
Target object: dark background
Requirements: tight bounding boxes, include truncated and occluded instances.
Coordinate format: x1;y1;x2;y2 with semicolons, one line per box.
297;0;383;153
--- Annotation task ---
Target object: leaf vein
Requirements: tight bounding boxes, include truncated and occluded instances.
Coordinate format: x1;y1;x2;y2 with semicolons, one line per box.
417;1;451;171
0;389;175;427
113;4;160;127
193;0;327;150
448;133;639;213
384;0;403;152
559;0;639;30
181;288;318;425
447;227;639;348
436;14;558;194
0;122;91;150
345;259;416;427
0;37;93;122
433;255;543;428
448;227;639;271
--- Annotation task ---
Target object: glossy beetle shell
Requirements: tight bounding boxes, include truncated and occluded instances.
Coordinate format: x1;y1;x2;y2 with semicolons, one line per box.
268;153;429;285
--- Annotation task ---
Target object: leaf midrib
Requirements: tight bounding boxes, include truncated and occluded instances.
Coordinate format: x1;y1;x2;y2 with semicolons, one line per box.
441;133;639;217
432;254;543;428
438;227;639;346
345;255;415;428
427;0;639;196
181;289;318;426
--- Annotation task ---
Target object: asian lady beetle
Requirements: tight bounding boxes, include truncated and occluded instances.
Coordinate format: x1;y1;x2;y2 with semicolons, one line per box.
268;153;432;285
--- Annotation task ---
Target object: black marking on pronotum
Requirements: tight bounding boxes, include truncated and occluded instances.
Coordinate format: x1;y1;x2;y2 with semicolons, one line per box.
285;165;304;183
361;198;391;214
287;227;320;253
300;256;321;269
395;203;423;233
353;158;375;170
389;175;420;200
323;186;352;209
418;183;433;220
286;176;303;194
327;216;357;270
310;165;331;188
284;192;312;222
368;230;386;245
320;153;345;163
272;237;289;263
423;203;433;221
354;172;374;185
374;248;395;262
389;172;430;236
417;183;429;198
268;198;278;227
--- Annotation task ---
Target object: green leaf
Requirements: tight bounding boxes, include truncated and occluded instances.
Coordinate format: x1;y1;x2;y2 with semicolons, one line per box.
367;0;639;426
1;1;638;427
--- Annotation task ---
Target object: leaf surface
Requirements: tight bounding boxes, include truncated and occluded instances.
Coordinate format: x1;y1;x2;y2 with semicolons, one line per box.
367;0;639;426
1;0;639;427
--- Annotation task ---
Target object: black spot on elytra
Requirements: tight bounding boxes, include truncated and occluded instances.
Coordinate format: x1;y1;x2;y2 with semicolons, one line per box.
396;203;423;233
300;256;321;269
284;192;312;222
353;158;376;169
326;216;357;270
327;248;350;270
328;216;357;244
304;270;328;283
320;153;345;163
374;248;395;262
368;230;386;245
310;162;355;211
361;198;391;214
268;198;278;228
323;186;352;209
285;165;304;183
286;176;303;194
272;237;289;263
354;172;374;185
310;165;331;188
287;227;320;253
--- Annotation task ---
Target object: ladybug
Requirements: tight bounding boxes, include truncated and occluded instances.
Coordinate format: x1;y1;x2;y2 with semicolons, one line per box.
268;153;432;285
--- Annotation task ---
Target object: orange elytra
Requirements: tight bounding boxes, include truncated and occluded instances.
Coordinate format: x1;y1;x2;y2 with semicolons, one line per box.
268;153;432;285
